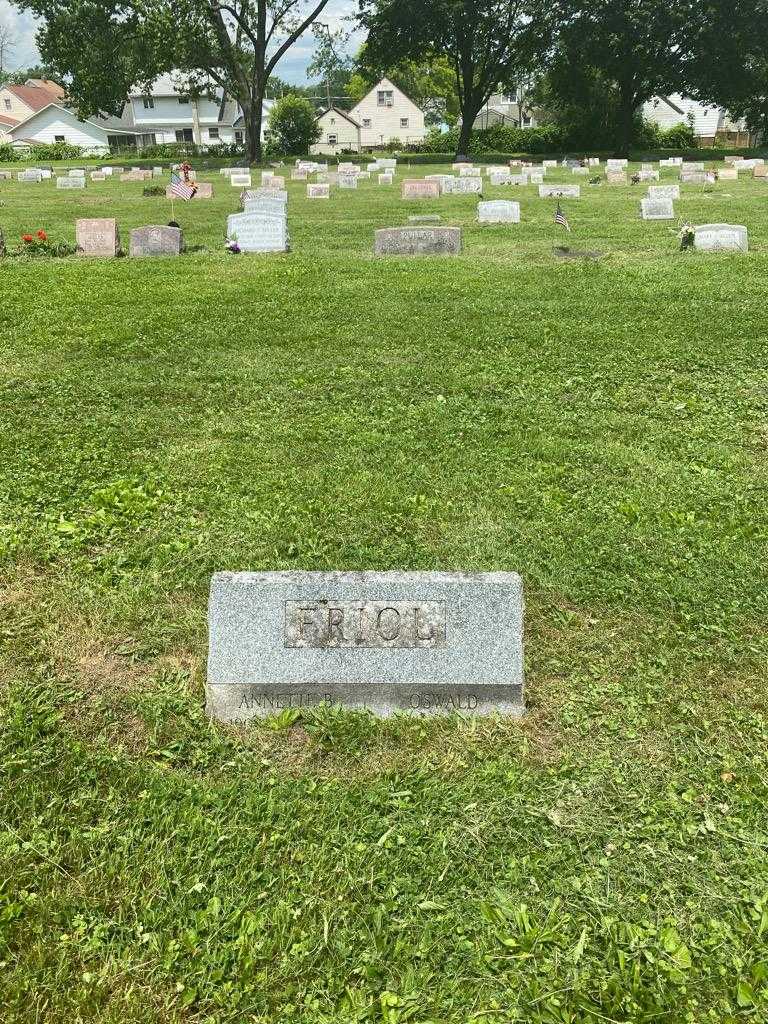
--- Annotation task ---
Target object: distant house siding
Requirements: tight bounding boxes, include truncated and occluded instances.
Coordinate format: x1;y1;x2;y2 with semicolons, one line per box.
310;111;360;154
349;79;426;148
0;88;33;122
10;106;112;150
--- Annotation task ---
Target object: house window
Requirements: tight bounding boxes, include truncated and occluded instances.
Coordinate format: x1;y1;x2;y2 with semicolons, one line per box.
500;91;518;104
175;128;193;142
328;134;337;145
178;96;189;104
142;96;154;109
330;117;335;124
400;117;409;128
235;130;244;144
3;98;10;110
377;90;394;107
208;126;219;139
362;118;371;128
522;115;532;127
54;134;65;143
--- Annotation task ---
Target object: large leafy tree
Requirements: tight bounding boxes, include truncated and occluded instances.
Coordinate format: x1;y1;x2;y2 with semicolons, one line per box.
683;0;768;142
17;0;334;163
549;0;694;154
357;0;552;155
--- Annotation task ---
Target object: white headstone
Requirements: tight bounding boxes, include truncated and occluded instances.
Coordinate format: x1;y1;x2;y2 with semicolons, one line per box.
477;200;520;223
226;210;289;253
693;224;748;252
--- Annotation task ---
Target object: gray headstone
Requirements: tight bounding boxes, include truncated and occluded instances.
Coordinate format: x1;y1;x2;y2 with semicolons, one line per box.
226;210;288;253
648;184;680;201
680;172;707;185
375;226;461;256
539;184;580;198
207;570;524;720
408;214;442;223
241;188;288;206
442;177;483;195
693;223;748;252
56;176;86;189
478;200;520;223
640;198;674;220
68;168;86;177
307;183;330;199
243;196;287;216
129;225;183;257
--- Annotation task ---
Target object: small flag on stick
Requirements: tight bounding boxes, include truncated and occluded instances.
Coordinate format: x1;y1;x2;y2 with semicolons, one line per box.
170;171;197;201
554;201;571;232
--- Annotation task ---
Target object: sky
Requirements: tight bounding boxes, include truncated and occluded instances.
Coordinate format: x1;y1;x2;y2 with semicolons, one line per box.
0;0;360;84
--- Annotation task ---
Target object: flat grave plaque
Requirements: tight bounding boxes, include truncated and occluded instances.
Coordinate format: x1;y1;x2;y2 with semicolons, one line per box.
207;571;524;719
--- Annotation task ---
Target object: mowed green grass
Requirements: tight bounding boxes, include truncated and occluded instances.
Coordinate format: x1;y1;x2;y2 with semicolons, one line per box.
1;159;768;1024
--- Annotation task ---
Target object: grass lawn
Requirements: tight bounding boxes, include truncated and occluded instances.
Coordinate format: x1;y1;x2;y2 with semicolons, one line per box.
1;159;767;1023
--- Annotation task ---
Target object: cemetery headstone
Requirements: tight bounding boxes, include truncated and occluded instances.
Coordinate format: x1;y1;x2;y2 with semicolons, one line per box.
68;168;86;177
206;570;524;719
640;198;674;220
291;169;308;180
338;175;358;189
718;167;738;180
76;218;120;256
680;172;707;185
442;177;483;195
307;183;330;199
539;184;580;198
378;173;394;185
56;176;86;189
90;171;106;181
230;172;252;187
226;210;289;253
693;223;748;252
375;227;462;256
477;200;520;223
408;215;442;223
402;179;440;199
129;225;183;257
648;184;680;201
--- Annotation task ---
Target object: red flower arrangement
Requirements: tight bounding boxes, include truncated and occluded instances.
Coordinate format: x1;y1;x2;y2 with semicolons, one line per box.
37;230;47;241
22;233;33;242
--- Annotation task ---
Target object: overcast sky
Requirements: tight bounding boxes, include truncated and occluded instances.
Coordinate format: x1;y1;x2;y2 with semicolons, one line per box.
0;0;360;84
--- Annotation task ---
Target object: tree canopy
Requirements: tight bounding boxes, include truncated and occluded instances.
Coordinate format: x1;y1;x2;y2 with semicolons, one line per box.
18;0;334;162
357;0;552;155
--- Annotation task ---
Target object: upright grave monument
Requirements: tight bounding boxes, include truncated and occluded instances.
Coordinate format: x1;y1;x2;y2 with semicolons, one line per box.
226;210;289;252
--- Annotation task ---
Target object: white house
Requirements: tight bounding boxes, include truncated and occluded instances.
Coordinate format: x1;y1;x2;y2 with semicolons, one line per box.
473;87;539;130
643;95;749;146
128;73;272;146
7;102;137;153
348;78;426;149
311;106;362;154
0;78;66;141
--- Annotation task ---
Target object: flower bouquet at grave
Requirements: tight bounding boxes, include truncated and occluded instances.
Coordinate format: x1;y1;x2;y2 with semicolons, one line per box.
225;236;240;254
678;223;695;251
588;175;602;185
631;173;641;185
11;230;77;258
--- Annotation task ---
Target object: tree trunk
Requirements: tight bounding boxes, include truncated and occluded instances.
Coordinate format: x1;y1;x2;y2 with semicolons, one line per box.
247;101;263;164
457;93;484;158
617;83;635;156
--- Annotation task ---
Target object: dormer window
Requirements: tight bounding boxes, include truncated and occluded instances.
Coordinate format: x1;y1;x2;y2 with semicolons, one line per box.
142;96;154;109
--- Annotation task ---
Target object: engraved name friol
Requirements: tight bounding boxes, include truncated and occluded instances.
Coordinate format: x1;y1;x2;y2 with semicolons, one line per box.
284;600;446;649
